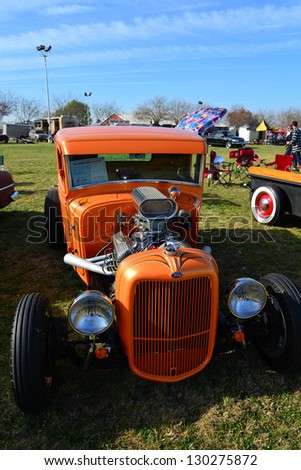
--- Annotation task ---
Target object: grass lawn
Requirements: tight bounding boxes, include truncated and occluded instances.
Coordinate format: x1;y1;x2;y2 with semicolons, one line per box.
1;140;301;450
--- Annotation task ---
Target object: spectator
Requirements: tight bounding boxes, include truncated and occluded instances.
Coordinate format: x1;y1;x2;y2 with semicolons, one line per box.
284;125;293;155
291;121;301;170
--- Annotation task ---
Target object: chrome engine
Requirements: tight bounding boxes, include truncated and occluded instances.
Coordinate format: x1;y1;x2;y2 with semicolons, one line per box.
103;186;188;273
64;186;191;277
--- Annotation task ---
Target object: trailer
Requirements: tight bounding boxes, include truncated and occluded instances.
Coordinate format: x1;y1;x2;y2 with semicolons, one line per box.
50;115;80;135
2;123;32;139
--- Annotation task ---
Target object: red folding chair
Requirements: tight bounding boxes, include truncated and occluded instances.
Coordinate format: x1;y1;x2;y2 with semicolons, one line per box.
229;147;261;180
204;151;232;187
264;154;293;172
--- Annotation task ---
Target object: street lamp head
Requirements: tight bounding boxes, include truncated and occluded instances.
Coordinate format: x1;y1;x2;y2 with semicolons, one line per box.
36;45;52;54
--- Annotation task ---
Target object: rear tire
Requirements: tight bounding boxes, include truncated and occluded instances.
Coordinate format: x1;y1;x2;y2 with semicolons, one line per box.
11;293;55;412
254;274;301;373
251;185;284;225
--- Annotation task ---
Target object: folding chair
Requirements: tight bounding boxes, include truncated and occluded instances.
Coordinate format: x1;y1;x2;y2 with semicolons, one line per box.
264;154;293;172
229;147;261;180
204;151;232;187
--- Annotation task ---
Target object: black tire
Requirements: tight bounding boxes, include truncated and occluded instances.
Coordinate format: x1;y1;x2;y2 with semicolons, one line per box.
44;189;65;246
253;273;301;373
10;293;55;412
225;141;231;148
251;184;284;225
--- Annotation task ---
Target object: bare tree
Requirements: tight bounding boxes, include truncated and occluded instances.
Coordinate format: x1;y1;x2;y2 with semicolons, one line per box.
253;109;278;128
92;101;121;123
15;98;41;124
168;99;195;125
0;89;18;120
276;107;301;128
52;94;73;117
134;96;171;125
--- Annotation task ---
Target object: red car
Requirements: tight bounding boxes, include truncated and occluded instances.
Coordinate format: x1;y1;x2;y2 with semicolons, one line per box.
0;156;18;209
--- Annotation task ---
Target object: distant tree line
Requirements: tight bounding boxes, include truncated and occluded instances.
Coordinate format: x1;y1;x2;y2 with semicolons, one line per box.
1;89;301;129
226;105;301;130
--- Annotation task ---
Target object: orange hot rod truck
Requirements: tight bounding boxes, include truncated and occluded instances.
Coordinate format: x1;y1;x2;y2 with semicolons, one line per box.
11;126;301;412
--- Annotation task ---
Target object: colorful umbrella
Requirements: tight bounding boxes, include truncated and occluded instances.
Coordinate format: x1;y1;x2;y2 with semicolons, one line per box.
176;106;227;133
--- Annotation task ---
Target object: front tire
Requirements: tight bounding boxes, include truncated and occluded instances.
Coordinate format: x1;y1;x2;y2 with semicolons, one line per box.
253;274;301;373
10;293;55;412
226;142;231;148
251;185;284;225
44;189;65;246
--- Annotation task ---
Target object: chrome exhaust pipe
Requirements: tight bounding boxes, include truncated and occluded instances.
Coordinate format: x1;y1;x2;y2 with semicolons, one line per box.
64;253;114;275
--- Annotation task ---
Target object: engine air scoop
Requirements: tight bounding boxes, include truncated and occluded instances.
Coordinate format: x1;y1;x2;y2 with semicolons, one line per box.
131;186;178;220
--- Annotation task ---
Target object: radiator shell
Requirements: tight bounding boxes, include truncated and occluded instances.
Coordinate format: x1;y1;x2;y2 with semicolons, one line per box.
115;248;219;382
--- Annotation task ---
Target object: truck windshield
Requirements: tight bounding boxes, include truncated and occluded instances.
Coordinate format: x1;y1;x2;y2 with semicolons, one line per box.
67;153;203;189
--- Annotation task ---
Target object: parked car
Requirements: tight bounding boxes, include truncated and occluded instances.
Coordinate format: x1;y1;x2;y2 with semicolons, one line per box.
10;126;301;413
245;160;301;225
205;130;245;148
0;156;19;208
0;134;9;143
28;129;48;142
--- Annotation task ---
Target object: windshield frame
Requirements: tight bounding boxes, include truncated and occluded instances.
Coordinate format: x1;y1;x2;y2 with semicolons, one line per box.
66;152;205;190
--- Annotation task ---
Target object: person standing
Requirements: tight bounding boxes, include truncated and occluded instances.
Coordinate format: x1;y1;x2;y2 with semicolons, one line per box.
291;121;301;170
284;125;293;155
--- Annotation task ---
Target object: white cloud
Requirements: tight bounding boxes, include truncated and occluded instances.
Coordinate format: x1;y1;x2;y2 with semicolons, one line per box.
1;3;301;59
44;4;95;16
11;5;301;43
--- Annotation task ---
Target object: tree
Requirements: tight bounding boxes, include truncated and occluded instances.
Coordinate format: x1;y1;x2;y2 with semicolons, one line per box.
52;95;73;117
134;96;171;125
227;105;257;129
15;98;41;124
276;107;301;128
53;99;90;125
168;99;195;125
0;89;18;120
93;101;121;123
253;109;278;128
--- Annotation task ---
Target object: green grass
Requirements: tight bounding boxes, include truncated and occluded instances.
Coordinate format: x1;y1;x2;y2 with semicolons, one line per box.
1;141;301;450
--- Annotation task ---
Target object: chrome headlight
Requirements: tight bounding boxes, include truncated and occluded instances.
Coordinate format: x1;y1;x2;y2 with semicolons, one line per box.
227;278;267;319
213;156;225;168
68;290;114;335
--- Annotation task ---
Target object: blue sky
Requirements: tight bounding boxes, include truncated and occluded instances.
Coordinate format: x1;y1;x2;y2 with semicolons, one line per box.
1;0;301;118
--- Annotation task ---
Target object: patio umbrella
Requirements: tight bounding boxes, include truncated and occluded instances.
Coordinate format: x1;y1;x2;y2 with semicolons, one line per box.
176;106;227;133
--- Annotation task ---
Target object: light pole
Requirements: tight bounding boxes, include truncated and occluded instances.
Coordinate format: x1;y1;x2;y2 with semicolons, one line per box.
84;92;92;125
36;45;52;140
